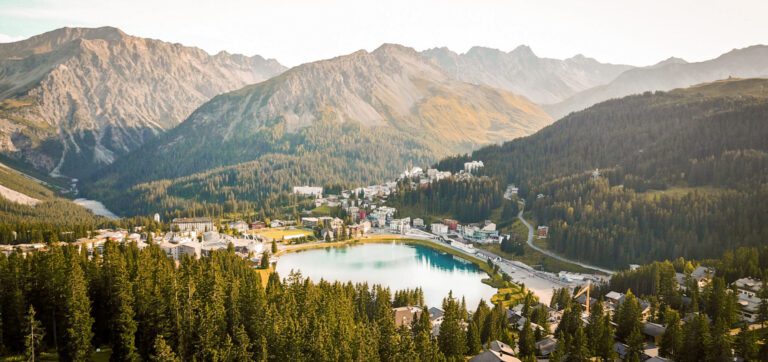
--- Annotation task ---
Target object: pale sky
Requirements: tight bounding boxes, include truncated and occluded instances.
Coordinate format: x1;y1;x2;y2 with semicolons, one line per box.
1;0;767;67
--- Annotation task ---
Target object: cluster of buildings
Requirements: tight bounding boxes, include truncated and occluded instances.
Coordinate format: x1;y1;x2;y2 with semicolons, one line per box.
464;160;484;173
503;184;519;200
733;277;764;323
300;216;372;240
398;166;453;185
429;218;501;244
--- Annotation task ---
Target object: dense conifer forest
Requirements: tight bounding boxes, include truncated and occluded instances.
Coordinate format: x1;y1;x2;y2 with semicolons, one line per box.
83;119;439;217
389;177;504;222
428;79;768;268
0;242;514;361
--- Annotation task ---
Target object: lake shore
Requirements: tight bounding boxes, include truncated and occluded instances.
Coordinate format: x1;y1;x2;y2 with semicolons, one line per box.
269;234;529;305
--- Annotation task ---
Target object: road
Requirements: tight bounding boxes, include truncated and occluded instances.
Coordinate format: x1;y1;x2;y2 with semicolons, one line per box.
517;206;615;275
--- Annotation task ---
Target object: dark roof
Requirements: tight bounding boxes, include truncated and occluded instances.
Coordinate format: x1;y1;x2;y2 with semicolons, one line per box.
691;266;714;280
642;322;666;337
535;337;558;356
614;342;629;358
428;307;444;320
575;294;597;306
489;340;515;356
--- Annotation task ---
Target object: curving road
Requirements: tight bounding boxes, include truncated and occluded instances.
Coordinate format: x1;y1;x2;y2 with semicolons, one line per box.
518;205;615;275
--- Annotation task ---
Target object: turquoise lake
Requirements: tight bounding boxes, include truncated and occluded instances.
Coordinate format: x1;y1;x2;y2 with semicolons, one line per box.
275;242;496;308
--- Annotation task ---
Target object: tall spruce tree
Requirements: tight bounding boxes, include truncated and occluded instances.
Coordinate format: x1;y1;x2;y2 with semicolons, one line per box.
614;290;642;342
23;306;44;362
438;293;467;359
150;335;180;362
518;319;536;359
61;252;94;361
104;244;139;362
659;307;682;359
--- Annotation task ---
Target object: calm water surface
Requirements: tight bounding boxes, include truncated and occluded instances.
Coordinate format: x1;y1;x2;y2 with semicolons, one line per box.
275;242;496;308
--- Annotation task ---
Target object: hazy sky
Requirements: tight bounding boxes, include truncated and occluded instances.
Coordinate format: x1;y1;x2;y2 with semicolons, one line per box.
1;0;767;67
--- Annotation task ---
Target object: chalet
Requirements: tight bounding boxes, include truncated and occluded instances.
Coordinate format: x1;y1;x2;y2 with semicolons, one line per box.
428;307;444;324
603;291;652;320
250;221;266;230
172;217;214;233
469;340;520;362
732;277;763;323
575;293;597;311
535;337;558;357
392;306;422;328
674;266;714;290
642;322;666;345
469;350;520;362
536;226;549;239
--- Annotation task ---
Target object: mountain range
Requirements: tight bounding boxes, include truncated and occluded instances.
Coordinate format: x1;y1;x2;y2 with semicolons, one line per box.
545;45;768;118
2;26;768;217
421;45;633;104
82;43;552;215
0;26;285;178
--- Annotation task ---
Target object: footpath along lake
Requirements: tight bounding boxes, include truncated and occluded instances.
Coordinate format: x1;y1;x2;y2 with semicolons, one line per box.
275;241;496;308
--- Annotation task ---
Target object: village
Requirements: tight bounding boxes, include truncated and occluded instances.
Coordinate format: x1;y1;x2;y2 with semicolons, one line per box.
2;161;764;362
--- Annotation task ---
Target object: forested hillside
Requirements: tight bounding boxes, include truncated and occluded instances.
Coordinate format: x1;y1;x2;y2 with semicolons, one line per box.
0;163;109;243
389;177;506;222
434;78;768;268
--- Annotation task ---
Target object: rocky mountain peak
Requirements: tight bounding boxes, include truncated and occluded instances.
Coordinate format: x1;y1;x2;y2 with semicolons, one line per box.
0;26;286;178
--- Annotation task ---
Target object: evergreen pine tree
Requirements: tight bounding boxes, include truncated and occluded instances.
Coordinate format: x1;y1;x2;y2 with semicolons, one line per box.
681;313;710;362
707;318;733;361
261;251;270;269
150;335;180;362
758;271;768;326
61;253;94;362
438;293;467;359
615;290;642;342
466;320;481;355
518;319;536;358
735;328;758;361
659;307;682;359
566;325;590;362
23;305;45;362
625;325;644;362
596;314;616;361
106;247;139;362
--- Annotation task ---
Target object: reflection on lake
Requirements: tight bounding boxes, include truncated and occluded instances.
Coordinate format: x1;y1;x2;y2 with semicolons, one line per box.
275;242;496;308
